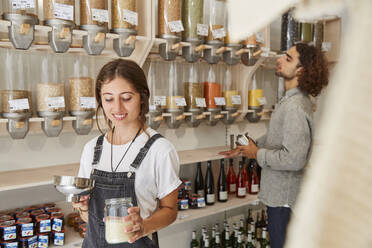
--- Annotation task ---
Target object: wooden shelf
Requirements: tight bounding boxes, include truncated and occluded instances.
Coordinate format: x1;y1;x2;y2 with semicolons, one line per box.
173;194;259;226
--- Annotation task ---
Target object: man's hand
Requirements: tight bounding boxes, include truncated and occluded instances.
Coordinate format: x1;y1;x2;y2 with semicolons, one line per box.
219;138;258;159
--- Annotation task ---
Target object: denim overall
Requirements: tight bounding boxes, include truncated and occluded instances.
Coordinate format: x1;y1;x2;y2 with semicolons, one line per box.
82;133;163;248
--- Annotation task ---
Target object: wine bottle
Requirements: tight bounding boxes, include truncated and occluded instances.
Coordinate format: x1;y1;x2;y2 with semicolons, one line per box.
255;212;262;240
215;232;222;248
260;228;269;248
195;162;205;196
227;158;236;194
200;226;206;248
205;161;215;205
236;232;244;248
190;230;199;248
224;228;232;248
246;232;255;248
204;235;210;248
236;161;246;198
242;157;249;192
218;159;228;202
238;219;246;244
248;160;259;195
210;227;216;248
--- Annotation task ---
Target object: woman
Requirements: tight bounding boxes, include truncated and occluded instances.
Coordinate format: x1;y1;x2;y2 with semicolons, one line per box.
73;59;181;247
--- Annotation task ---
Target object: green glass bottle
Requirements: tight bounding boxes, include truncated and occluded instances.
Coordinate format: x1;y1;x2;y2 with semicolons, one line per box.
260;228;269;248
245;232;255;248
191;230;200;248
235;232;244;248
200;226;206;248
225;228;233;248
204;235;210;248
215;232;222;248
210;227;216;248
238;219;246;244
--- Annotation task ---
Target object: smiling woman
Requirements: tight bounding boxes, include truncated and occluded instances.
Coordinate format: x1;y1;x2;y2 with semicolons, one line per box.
72;59;182;248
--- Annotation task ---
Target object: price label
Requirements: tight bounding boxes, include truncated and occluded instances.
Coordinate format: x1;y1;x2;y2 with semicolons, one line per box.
251;184;259;193
195;97;206;107
168;20;184;33
80;97;96;109
40;220;51;233
261;47;270;57
175;97;186;107
46;97;65;108
256;31;264;43
4;226;16;240
53;232;65;246
28;236;38;248
322;42;332;52
38;235;49;248
52;218;63;232
21;223;34;237
11;0;35;9
197;24;209;36
212;28;226;39
214;97;226;106
54;3;74;21
154;96;166;106
8;98;30;111
92;8;109;23
231;95;241;105
258;97;267;106
123;9;138;26
149;105;157;111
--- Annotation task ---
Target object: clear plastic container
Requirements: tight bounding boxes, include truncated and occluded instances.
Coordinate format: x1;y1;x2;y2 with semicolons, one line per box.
183;63;203;111
3;0;38;16
144;60;167;111
222;66;241;110
182;0;204;42
202;64;221;110
80;0;108;26
111;0;137;30
68;55;95;113
104;198;134;244
0;49;32;115
43;0;75;21
281;9;298;51
224;8;240;44
165;61;184;111
37;53;65;113
158;0;182;37
204;0;226;43
298;22;314;43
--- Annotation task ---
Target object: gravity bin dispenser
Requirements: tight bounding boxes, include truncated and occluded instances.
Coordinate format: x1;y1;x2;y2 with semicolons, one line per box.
222;66;241;125
158;0;183;61
111;0;138;57
2;0;39;50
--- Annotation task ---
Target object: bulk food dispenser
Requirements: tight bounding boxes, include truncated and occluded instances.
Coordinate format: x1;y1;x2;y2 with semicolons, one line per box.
80;0;108;55
181;0;206;63
37;52;65;137
222;66;241;125
222;9;242;65
2;0;39;49
164;61;185;128
183;62;206;127
246;70;266;123
0;49;32;139
202;63;223;126
145;60;164;130
68;55;96;135
111;0;138;57
43;0;75;53
203;0;226;64
158;0;183;61
238;33;263;66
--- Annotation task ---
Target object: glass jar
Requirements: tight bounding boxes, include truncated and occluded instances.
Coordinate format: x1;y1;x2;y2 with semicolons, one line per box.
183;63;204;111
16;217;34;238
248;73;264;108
111;0;137;30
281;9;298;51
80;0;108;26
204;0;226;43
164;61;185;111
158;0;182;38
224;8;240;44
0;216;13;223
30;210;45;221
0;220;16;242
3;0;38;17
202;64;221;110
68;55;95;113
43;0;75;22
104;197;134;244
51;212;64;232
35;214;51;234
144;60;167;111
18;236;37;248
222;66;241;110
182;0;204;42
15;212;30;220
51;230;65;246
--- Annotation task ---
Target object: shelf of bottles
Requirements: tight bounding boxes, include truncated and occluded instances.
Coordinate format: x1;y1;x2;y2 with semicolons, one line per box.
190;208;270;248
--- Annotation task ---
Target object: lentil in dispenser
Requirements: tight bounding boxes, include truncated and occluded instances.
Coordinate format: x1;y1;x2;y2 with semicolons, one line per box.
2;0;39;49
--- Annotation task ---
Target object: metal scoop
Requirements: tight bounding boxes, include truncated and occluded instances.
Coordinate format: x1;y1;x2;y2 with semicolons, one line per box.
53;176;95;202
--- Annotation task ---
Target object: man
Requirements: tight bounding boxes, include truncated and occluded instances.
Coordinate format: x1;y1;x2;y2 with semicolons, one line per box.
220;43;329;248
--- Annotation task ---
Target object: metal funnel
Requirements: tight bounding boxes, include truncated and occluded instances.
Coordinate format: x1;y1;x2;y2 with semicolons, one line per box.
53;176;95;202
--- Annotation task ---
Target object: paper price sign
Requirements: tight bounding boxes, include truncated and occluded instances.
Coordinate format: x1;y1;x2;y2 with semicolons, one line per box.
197;24;209;36
322;42;332;52
175;97;187;107
168;20;184;33
11;0;35;9
123;9;138;26
8;98;29;111
214;97;226;106
195;97;206;107
54;3;74;21
212;28;226;39
46;97;65;108
80;97;96;109
258;97;267;106
92;8;109;23
154;96;166;106
231;95;241;105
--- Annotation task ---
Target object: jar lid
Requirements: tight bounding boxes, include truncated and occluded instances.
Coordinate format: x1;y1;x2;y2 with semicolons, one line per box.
16;217;32;224
104;197;132;205
45;207;61;214
0;215;13;222
43;203;56;209
0;220;15;227
31;209;45;216
51;212;64;219
16;211;30;219
36;214;50;221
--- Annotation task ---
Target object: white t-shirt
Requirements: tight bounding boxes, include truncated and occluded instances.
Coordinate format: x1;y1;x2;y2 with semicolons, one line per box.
78;128;182;220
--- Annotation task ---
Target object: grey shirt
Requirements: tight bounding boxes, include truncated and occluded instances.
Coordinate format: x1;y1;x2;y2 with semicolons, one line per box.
256;87;313;208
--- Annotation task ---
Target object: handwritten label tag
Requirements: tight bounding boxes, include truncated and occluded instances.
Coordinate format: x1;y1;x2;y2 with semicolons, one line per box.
46;97;65;108
11;0;35;9
231;95;241;105
195;97;206;107
154;96;166;106
54;3;74;21
168;20;184;33
123;9;138;26
212;28;226;39
197;24;209;36
214;97;226;106
92;8;109;23
8;98;30;111
175;97;187;107
80;97;96;109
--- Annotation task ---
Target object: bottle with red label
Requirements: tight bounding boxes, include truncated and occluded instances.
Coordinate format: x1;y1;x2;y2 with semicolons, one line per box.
248;160;260;194
236;161;246;198
226;158;236;194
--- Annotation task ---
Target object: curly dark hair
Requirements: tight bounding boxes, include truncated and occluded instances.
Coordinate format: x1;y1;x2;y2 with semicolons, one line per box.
295;43;329;97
